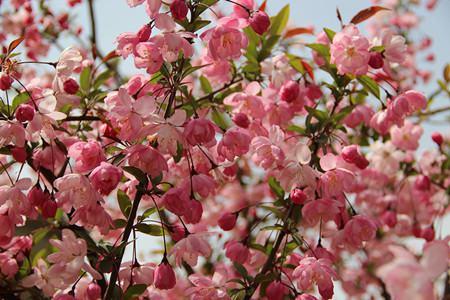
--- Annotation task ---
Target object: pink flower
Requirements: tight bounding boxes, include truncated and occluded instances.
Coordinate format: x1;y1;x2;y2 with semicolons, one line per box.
170;233;212;266
54;174;101;211
390;121;423;151
343;104;374;128
218;212;237;231
312;32;330;67
0;72;13;90
186;267;230;299
251;125;285;169
56;47;82;77
89;162;123;195
249;11;271;35
192;174;216;198
68;141;105;174
116;25;151;59
134;41;163;74
341;145;369;169
202;19;248;61
380;29;407;64
296;295;318;300
225;240;249;264
183;200;203;224
330;25;370;75
154;261;176;290
343;216;377;248
162;186;191;216
302;198;341;227
280;80;300;103
266;281;289;300
127;144;168;178
217;127;251;161
293;257;337;299
184;118;217;147
320;168;354;198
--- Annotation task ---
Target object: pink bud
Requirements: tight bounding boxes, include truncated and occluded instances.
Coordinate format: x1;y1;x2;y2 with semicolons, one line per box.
15;104;35;122
290;189;307;205
381;211;397;228
0;72;13;90
412;224;422;238
86;283;102;300
218;212;237;231
280;80;300;103
368;52;384;69
154;261;176;290
28;186;49;207
341;145;369;169
137;24;152;42
414;175;431;191
89;162;122;195
41;200;57;218
183;200;203;224
225;241;249;264
266;281;289;300
11;147;27;163
170;0;188;20
421;226;435;242
431;132;443;146
170;224;186;242
63;78;79;94
232;113;250;128
249;11;271;35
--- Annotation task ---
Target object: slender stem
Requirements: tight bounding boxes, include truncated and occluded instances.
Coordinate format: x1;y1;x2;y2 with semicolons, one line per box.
87;0;97;56
103;184;145;299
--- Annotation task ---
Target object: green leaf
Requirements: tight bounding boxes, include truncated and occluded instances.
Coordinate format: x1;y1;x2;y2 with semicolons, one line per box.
80;67;91;93
93;70;114;89
200;75;212;94
305;106;328;122
135;223;163;236
211;108;230;130
370;45;385;52
233;262;249;279
306;43;330;58
270;5;290;36
357;75;380;99
173;142;183;163
323;27;336;41
286;124;306;134
268;176;284;199
117;190;131;218
113;219;127;229
124;284;147;300
122;166;148;183
12;92;30;111
139;207;156;221
258;35;281;61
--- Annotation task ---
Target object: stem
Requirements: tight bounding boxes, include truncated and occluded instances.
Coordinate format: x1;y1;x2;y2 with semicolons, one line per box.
103;184;145;299
87;0;97;56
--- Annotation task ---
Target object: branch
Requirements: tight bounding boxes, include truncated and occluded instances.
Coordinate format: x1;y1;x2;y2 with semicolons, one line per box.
87;0;98;56
103;183;145;299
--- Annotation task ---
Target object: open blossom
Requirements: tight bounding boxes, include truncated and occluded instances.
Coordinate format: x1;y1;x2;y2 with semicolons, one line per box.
68;141;105;174
170;233;212;266
127;144;168;178
217;127;251;161
116;24;151;59
293;257;337;299
186;268;230;300
89;162;123;195
225;241;250;264
56;47;82;77
341;145;369;169
390;121;423;151
184;118;217;147
251;125;285;169
201;18;248;61
192;174;217;198
302;198;341;226
330;24;370;75
343;216;377;248
380;29;407;64
162;186;191;216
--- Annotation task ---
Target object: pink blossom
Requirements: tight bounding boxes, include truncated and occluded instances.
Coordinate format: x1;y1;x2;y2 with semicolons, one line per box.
320;168;354;198
330;24;370;75
89;162;123;195
280;80;300;103
154;261;176;290
217;127;251;161
266;281;289;300
218;212;237;231
116;25;152;59
162;186;191;216
170;0;188;20
56;47;82;77
302;198;341;226
380;29;407;64
0;72;13;90
68;141;105;174
184;118;217;147
341;145;369;169
192;174;217;198
170;233;212;266
225;240;250;264
127;144;168;178
186;268;230;299
251;125;285;169
343;216;377;248
343;104;374;128
431;132;443;146
15;104;35;122
293;257;337;299
134;41;163;74
249;11;270;35
183;200;203;224
390;121;423;151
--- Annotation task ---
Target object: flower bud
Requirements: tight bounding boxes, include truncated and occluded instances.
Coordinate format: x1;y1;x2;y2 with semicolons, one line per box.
11;147;27;163
0;72;13;90
368;52;384;69
63;78;79;94
218;212;237;231
28;186;49;207
15;104;35;122
431;132;443;146
170;224;186;242
341;145;369;169
86;283;102;300
381;211;397;228
414;175;431;191
232;112;250;128
280;80;300;103
89;162;122;195
41;200;57;218
225;241;249;264
266;281;289;300
421;226;435;242
154;261;176;290
290;188;307;205
249;11;271;35
170;0;188;20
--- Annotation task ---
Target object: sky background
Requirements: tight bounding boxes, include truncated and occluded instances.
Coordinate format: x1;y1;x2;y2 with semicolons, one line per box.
19;1;449;298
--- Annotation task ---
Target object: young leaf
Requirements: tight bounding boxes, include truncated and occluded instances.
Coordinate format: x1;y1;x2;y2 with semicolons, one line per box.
117;190;131;218
12;93;30;111
284;27;314;39
269;5;290;36
135;223;163;236
357;75;381;99
7;36;24;54
306;43;330;58
268;177;284;199
323;28;336;41
350;6;389;25
80;67;92;93
124;284;147;300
